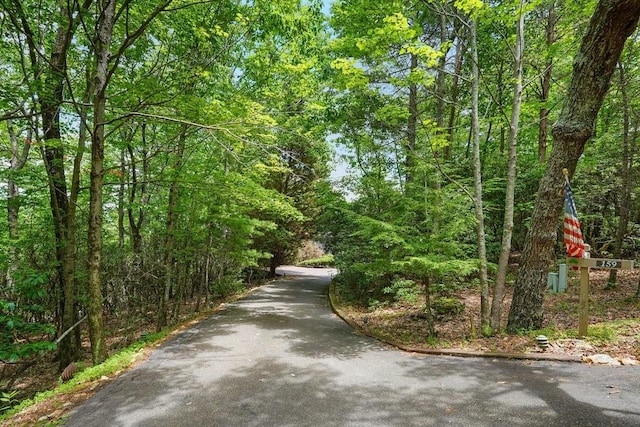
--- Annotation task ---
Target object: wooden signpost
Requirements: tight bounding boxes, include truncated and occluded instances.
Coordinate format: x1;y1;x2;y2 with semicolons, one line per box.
566;257;634;336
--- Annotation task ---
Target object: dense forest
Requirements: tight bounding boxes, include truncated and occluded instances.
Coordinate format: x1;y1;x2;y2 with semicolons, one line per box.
1;0;639;398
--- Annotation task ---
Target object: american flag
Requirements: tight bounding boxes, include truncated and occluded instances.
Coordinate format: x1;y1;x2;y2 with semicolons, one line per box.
563;180;585;258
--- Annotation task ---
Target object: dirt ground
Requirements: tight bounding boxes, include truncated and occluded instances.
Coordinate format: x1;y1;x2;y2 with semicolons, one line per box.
337;268;640;361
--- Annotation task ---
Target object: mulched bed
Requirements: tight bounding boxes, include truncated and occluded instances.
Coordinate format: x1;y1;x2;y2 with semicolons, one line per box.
337;269;640;360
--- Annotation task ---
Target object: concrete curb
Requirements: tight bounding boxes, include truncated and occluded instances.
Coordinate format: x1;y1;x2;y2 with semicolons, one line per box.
328;282;583;363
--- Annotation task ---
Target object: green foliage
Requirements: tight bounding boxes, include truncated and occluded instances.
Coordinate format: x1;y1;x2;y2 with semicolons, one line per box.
525;325;568;340
395;257;479;280
0;0;332;373
317;169;479;314
454;0;485;16
527;323;617;345
432;297;465;315
382;278;420;305
586;325;617;344
297;254;335;267
0;269;57;362
210;278;245;299
0;391;19;414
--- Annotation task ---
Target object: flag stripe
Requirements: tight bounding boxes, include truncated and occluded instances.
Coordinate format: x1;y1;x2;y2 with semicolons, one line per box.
563;180;585;258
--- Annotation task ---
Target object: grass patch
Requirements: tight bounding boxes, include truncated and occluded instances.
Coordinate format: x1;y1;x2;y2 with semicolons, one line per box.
529;322;621;345
297;254;335;267
586;324;617;343
527;325;572;340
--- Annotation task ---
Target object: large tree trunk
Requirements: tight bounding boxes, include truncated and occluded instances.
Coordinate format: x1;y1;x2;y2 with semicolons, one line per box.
490;0;524;332
41;29;75;368
86;0;117;365
507;0;640;332
33;2;87;369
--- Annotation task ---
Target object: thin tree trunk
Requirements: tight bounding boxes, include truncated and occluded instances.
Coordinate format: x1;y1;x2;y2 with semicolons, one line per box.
490;0;525;332
429;10;448;233
447;24;466;152
118;147;126;250
470;18;490;333
5;119;30;290
58;84;91;366
607;61;636;288
269;254;279;278
86;0;117;365
507;0;640;332
127;143;143;253
127;124;147;254
423;277;435;337
157;125;187;331
435;11;447;134
67;56;94;358
480;121;490;149
202;233;213;308
538;4;557;163
406;53;418;186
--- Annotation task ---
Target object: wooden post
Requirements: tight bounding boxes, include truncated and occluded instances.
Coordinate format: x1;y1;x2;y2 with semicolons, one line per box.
578;266;590;336
567;257;634;337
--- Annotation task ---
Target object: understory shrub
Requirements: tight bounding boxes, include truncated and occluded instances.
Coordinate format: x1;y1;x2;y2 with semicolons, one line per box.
382;278;420;305
433;297;465;315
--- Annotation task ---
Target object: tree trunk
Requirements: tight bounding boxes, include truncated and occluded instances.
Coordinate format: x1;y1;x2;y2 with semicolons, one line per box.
446;23;466;152
406;53;418;186
538;3;557;163
470;18;490;333
269;252;280;278
126;123;148;254
157;125;187;331
507;0;640;332
423;277;435;337
66;58;95;359
118;147;126;250
495;63;505;156
86;0;117;365
435;11;447;135
34;3;85;369
5;119;30;290
491;1;524;332
608;61;635;288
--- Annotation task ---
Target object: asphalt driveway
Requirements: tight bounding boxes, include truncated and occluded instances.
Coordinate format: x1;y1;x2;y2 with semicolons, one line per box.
64;267;640;426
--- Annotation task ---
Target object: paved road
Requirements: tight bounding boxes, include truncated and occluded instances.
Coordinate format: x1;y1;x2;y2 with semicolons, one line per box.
65;267;640;426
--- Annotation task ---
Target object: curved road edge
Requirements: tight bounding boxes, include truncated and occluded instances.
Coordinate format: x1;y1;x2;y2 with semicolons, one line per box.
327;280;583;364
